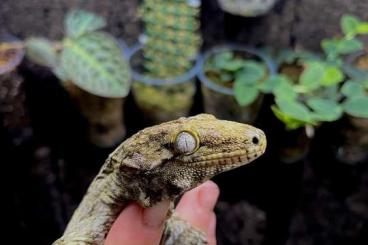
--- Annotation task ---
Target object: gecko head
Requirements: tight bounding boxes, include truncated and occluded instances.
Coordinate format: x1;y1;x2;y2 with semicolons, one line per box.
110;114;266;205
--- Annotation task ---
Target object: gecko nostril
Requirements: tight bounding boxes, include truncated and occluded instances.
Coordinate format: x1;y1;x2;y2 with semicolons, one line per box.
252;136;259;145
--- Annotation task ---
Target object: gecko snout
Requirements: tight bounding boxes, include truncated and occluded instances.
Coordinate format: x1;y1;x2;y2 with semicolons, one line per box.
249;129;267;153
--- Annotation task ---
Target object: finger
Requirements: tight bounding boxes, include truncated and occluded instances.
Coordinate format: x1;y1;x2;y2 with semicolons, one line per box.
175;181;219;245
105;200;170;245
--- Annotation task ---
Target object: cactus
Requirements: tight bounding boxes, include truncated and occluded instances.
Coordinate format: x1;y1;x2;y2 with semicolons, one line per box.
139;0;201;78
132;0;201;123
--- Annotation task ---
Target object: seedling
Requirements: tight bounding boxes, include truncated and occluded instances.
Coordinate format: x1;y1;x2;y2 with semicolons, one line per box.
269;14;368;130
204;51;268;106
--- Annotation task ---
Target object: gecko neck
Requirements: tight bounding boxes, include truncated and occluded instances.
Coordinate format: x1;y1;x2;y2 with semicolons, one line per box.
54;160;133;244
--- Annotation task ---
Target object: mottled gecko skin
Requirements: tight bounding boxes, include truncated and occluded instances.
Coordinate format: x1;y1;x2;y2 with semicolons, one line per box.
53;114;267;245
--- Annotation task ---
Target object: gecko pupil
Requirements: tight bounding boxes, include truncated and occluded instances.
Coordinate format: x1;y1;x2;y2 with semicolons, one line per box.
252;136;259;145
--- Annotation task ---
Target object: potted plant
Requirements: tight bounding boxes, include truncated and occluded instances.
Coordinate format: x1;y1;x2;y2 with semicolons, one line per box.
24;9;131;147
270;49;345;163
330;15;368;164
324;14;368;164
217;0;277;17
130;0;201;124
338;79;368;164
198;45;275;123
0;33;32;145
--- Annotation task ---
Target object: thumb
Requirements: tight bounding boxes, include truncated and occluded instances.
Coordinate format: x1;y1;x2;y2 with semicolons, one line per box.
105;200;170;245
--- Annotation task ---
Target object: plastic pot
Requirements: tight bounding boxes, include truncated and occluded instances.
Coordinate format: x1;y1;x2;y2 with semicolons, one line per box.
128;44;197;124
217;0;277;17
0;33;32;145
343;50;368;80
197;45;276;123
337;51;368;164
336;116;368;164
62;81;126;148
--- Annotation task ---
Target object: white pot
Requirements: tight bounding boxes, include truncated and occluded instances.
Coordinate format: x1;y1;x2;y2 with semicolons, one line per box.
217;0;277;17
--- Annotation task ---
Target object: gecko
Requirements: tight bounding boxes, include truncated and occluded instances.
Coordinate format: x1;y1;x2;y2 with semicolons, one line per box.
53;114;267;244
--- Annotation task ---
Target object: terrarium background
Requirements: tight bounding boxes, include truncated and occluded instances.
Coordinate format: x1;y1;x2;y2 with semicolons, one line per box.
1;0;368;245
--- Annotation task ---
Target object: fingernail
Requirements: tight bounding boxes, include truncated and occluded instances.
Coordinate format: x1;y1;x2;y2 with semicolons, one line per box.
198;181;220;210
142;200;170;228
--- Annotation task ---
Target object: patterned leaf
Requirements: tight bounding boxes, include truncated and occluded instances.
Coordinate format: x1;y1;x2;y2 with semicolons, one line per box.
65;9;106;38
25;38;58;68
61;32;131;98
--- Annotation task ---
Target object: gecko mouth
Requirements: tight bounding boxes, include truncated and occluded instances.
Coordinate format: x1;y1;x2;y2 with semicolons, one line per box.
186;149;265;168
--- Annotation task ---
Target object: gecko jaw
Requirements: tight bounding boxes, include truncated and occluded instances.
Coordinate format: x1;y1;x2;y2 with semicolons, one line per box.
185;149;265;169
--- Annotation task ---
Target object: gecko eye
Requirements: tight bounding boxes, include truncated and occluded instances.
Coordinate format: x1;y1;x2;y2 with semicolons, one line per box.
174;131;199;155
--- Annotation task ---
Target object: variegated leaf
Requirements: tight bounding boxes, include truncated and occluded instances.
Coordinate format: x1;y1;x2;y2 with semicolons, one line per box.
65;9;106;38
61;32;131;98
25;38;58;68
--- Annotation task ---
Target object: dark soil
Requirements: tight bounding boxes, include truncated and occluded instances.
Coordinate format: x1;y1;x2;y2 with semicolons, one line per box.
1;1;368;245
355;53;368;70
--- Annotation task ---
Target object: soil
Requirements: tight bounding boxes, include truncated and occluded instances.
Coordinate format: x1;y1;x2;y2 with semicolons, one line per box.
355;53;368;71
279;63;304;83
216;201;267;245
1;1;368;245
286;122;368;245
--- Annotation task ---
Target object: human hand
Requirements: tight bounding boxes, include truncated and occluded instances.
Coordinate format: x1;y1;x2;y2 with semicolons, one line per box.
105;181;219;245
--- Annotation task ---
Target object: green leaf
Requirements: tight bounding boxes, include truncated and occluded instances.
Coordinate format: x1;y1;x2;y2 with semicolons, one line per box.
273;77;297;100
61;32;131;97
220;59;245;72
357;23;368;34
65;9;106;38
337;38;363;54
271;105;309;130
299;62;324;91
53;66;70;81
323;85;341;101
25;38;58;68
322;39;339;59
341;80;365;97
276;49;300;65
234;82;259;106
341;14;361;37
277;49;317;65
363;80;368;89
211;52;244;72
275;98;314;123
237;61;266;81
260;75;290;93
322;38;364;58
307;98;343;122
321;66;344;86
343;96;368;118
212;52;234;70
